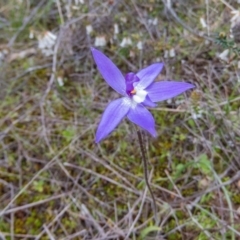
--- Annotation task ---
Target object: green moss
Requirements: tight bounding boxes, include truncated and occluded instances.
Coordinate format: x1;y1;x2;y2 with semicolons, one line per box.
232;194;240;204
182;188;195;197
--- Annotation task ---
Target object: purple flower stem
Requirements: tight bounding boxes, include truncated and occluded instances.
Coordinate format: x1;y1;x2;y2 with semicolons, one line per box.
136;127;159;226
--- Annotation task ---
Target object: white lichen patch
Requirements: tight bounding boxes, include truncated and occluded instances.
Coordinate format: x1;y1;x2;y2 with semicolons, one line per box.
137;41;143;50
200;17;207;28
94;36;107;47
120;37;132;47
86;25;93;35
218;49;229;62
38;31;57;56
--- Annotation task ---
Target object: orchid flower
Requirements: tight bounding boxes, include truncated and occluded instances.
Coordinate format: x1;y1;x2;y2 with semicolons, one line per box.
91;48;194;143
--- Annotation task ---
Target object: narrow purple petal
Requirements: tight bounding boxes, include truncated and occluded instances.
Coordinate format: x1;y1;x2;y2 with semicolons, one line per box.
91;48;126;96
136;63;164;89
96;98;131;143
146;81;195;102
127;104;156;137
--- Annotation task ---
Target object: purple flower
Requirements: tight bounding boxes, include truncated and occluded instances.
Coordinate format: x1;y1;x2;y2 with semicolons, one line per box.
91;48;194;143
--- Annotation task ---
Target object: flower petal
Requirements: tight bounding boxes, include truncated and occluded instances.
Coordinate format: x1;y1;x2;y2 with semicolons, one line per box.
146;81;195;102
127;104;156;137
96;98;131;143
91;48;126;96
142;95;157;107
136;63;164;89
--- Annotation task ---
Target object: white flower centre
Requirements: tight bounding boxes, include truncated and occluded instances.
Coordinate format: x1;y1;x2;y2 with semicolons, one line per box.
132;88;147;103
123;97;137;109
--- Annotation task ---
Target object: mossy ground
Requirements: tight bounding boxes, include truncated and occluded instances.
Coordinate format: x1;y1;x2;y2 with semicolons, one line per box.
0;0;240;239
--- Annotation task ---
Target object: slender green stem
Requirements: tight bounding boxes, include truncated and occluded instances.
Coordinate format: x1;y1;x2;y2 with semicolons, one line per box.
136;129;159;225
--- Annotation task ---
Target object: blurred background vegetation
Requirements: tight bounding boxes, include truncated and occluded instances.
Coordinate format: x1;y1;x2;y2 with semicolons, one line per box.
0;0;240;239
